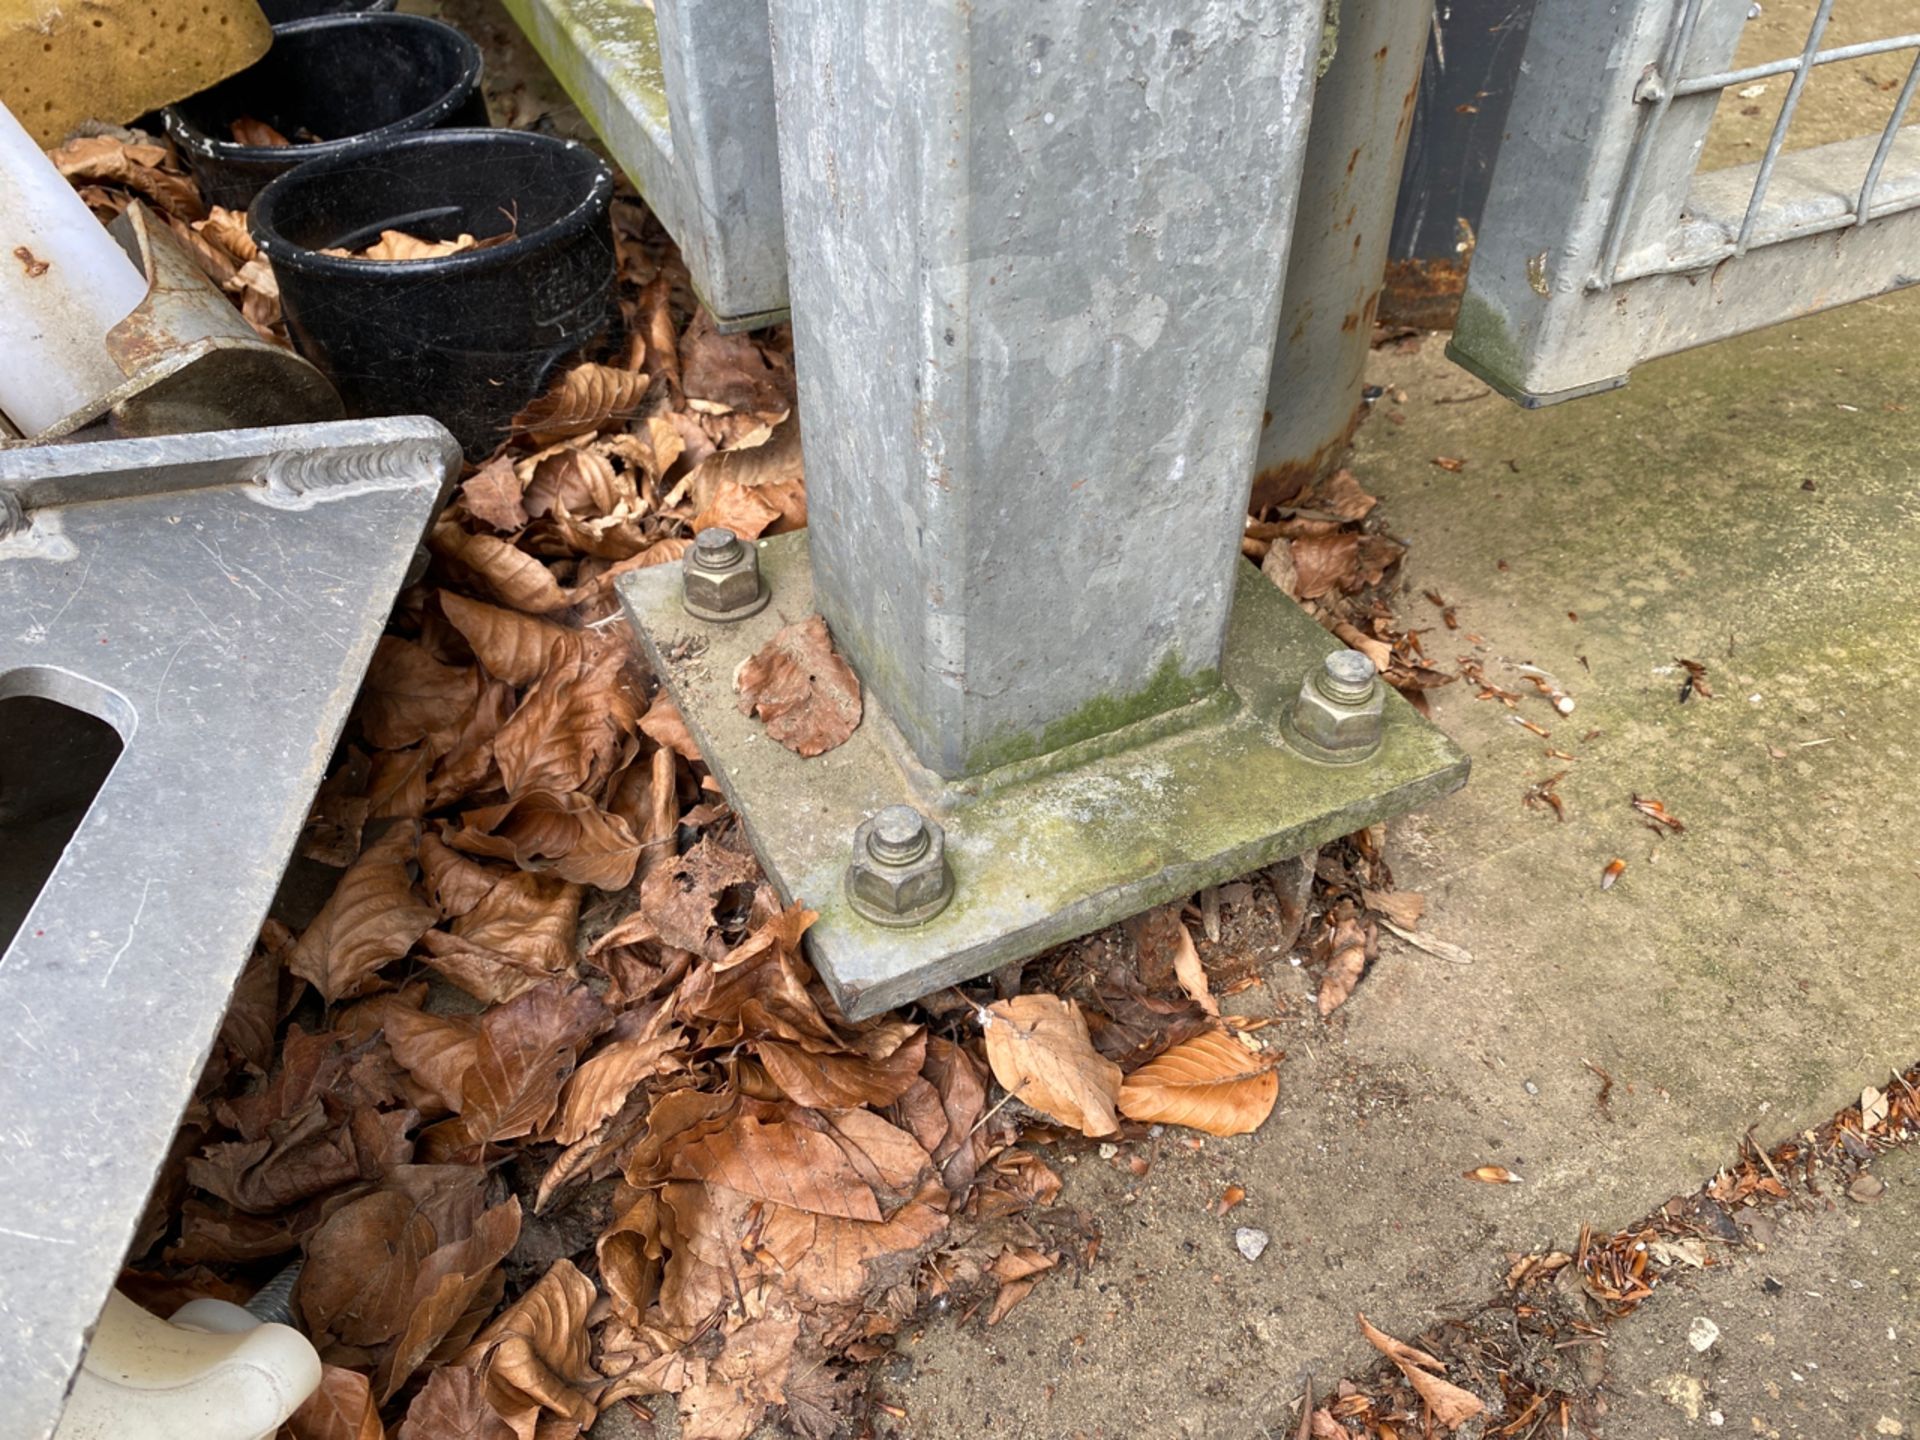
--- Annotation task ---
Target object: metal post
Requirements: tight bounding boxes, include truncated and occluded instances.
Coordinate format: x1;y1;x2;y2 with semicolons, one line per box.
766;0;1326;780
1255;0;1432;507
1379;0;1542;331
620;1;1469;1015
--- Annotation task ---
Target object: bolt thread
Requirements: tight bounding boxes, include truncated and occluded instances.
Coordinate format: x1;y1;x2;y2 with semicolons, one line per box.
245;1260;304;1328
693;527;743;570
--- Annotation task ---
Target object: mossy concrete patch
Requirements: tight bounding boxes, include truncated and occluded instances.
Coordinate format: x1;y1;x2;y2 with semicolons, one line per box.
619;533;1467;1018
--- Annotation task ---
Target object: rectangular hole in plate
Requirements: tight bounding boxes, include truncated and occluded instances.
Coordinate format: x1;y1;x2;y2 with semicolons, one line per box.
0;694;125;954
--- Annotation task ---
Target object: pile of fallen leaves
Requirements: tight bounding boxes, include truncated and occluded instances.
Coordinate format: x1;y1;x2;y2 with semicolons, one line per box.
58;124;1418;1440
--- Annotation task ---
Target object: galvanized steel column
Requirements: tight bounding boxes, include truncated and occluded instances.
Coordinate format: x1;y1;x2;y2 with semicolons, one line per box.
1255;0;1431;505
767;0;1324;779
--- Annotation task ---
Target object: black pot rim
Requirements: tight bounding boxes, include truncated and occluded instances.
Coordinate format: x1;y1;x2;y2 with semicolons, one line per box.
250;128;615;281
162;13;484;170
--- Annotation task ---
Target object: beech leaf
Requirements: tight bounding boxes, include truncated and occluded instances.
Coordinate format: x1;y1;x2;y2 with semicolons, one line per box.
285;823;437;1003
734;613;862;758
1358;1313;1485;1429
398;1365;513;1440
513;362;651;440
670;1115;885;1221
1117;1030;1280;1137
286;1364;382;1440
979;995;1122;1137
440;591;580;686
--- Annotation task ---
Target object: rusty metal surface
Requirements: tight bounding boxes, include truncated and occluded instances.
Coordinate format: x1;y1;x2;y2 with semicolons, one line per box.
1257;0;1430;490
1378;254;1469;331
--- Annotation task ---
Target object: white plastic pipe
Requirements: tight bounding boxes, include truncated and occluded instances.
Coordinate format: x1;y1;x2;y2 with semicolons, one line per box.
0;98;149;436
53;1291;322;1440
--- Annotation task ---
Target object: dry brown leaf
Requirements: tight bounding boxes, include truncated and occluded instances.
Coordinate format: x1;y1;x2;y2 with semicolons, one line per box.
525;446;625;519
734;613;862;758
419;869;582;1003
980;995;1122;1137
195;205;257;263
439;591;581;687
638;690;702;763
286;1364;382;1440
49;136;203;221
1463;1164;1523;1184
679;310;795;417
493;644;640;797
756;1027;927;1110
432;519;573;614
360;229;485;261
670;1115;885;1221
383;1006;483;1114
1117;1030;1279;1136
1260;537;1299;598
545;1024;684;1145
1290;533;1361;600
460;457;529;533
674;1309;799;1440
230;115;292;147
448;981;609;1149
1321;469;1379;520
459;1259;600;1435
1317;917;1369;1017
285;823;438;1003
376;1197;522;1399
1362;889;1425;930
398;1364;513;1440
1169;922;1218;1016
451;786;644;890
1631;794;1687;832
299;1166;494;1346
1358;1313;1484;1429
690;480;782;541
357;637;480;749
688;416;806;533
513;362;651;440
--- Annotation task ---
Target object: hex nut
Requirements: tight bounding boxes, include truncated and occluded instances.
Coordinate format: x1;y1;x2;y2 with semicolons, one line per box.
1291;655;1385;758
682;527;770;621
847;805;953;927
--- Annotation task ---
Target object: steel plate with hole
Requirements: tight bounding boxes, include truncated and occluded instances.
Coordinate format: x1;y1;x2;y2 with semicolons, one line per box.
0;418;456;1440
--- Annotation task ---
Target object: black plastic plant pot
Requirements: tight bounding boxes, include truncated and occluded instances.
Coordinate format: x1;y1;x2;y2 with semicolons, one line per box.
163;13;486;212
255;0;394;24
250;129;618;458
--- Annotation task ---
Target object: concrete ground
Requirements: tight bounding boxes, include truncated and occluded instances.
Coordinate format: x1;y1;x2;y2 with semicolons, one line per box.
880;276;1920;1438
1602;1146;1918;1440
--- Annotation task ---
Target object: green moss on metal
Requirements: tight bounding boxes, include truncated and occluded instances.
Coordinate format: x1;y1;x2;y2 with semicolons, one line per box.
498;0;670;140
961;653;1222;776
1448;290;1525;395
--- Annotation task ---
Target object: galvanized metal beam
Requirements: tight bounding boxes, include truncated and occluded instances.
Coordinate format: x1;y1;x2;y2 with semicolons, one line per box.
1257;0;1432;502
497;0;787;330
768;0;1328;780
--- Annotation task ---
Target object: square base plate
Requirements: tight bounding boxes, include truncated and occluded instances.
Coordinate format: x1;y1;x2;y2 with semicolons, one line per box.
618;534;1469;1018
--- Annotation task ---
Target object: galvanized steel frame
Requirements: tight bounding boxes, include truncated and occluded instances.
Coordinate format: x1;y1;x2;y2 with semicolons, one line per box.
0;419;456;1440
1450;0;1920;404
497;0;788;330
